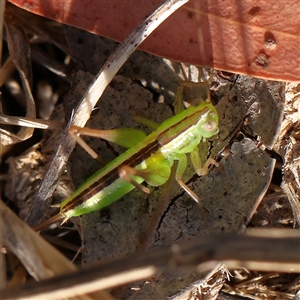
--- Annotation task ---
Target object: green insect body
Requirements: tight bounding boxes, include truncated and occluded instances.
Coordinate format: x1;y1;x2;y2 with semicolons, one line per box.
35;101;218;230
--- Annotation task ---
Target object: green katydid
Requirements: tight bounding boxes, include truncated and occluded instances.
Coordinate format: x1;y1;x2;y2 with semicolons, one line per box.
34;84;219;231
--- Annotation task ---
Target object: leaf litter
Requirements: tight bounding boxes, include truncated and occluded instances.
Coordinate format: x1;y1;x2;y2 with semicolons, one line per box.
1;1;299;299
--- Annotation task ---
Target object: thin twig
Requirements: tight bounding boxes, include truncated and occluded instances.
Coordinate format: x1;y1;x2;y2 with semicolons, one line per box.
2;229;299;300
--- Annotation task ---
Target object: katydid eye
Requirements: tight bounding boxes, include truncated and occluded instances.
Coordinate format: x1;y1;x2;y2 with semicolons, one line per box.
205;121;217;132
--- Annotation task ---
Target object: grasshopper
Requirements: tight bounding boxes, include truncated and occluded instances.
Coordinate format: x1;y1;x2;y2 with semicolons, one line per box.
34;83;219;231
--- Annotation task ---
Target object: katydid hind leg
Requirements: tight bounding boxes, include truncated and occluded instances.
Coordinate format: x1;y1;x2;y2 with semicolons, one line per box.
119;158;171;194
69;127;103;163
134;115;160;131
69;126;146;150
119;165;151;194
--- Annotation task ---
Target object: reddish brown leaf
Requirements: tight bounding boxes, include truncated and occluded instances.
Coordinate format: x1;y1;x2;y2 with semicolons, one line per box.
8;0;300;81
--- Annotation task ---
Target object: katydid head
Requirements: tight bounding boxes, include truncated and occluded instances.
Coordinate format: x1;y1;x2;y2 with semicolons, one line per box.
198;105;219;138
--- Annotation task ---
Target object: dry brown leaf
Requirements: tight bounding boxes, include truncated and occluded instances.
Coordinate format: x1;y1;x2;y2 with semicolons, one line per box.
1;202;114;299
1;21;35;145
